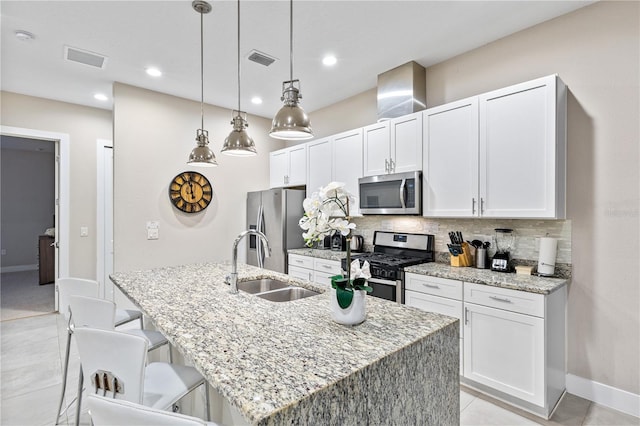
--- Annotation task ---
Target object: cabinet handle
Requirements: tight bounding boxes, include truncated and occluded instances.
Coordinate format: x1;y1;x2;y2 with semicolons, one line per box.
322;265;332;270
385;159;389;173
421;283;440;289
308;272;312;281
472;198;476;215
464;307;469;325
480;198;485;214
295;259;303;264
489;295;512;303
390;158;395;172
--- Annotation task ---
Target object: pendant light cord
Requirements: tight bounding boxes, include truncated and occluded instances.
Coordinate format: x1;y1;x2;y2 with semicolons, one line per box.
289;0;293;84
200;9;205;131
237;0;241;113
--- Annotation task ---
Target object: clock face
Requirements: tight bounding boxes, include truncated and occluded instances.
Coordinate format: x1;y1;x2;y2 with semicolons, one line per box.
169;171;212;213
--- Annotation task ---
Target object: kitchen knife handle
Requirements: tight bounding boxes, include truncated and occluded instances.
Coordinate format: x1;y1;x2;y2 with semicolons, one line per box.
399;179;407;208
472;198;476;215
384;158;389;173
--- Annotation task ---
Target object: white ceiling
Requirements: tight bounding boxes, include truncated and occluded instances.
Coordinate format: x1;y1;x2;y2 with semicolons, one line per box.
1;1;594;119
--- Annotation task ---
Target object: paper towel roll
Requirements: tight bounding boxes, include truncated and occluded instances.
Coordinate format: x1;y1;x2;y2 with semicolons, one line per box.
538;237;558;276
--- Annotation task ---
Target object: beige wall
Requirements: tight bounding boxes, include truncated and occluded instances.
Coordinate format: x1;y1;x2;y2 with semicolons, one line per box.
313;1;640;395
0;91;112;279
112;83;283;271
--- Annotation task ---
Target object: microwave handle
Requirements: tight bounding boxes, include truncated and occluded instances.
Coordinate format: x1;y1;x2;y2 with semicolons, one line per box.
399;179;407;208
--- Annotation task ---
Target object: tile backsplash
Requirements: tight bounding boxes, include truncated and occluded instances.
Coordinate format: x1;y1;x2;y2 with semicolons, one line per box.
351;216;571;265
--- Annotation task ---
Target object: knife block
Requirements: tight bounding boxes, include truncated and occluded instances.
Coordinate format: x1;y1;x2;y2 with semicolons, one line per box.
450;242;473;267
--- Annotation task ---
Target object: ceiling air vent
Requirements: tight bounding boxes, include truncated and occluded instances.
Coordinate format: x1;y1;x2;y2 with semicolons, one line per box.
64;45;108;69
247;50;276;67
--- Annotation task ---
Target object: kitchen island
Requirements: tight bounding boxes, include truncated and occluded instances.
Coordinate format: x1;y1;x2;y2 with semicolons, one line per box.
111;262;459;425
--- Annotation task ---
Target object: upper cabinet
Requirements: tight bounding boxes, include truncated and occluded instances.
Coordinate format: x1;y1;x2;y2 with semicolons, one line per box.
423;97;479;217
363;112;423;177
307;129;363;212
423;75;566;219
269;144;307;188
479;75;566;219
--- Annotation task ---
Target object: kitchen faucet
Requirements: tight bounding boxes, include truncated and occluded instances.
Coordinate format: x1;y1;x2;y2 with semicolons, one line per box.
227;229;271;294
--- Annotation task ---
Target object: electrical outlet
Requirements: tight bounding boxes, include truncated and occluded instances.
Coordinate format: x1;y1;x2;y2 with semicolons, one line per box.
146;221;159;240
80;227;89;237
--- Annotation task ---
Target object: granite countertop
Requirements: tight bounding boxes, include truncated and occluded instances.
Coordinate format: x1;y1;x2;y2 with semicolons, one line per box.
110;262;458;425
288;248;349;262
404;262;568;295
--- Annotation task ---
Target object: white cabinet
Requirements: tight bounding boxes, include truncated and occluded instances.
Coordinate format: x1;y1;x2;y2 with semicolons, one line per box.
270;144;307;188
405;273;464;374
363;112;422;177
423;97;479;217
306;129;363;212
463;282;566;418
287;253;341;288
479;75;566;219
422;75;566;219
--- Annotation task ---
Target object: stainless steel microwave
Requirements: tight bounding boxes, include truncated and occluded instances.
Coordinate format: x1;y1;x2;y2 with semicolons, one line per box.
358;171;422;215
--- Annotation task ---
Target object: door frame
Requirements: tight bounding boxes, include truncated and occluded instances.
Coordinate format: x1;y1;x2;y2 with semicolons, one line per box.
1;125;70;310
96;139;112;299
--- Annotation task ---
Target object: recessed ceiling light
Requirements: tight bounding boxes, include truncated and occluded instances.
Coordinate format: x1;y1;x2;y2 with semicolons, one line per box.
146;67;162;77
94;93;109;101
322;55;337;66
251;96;263;105
14;30;35;42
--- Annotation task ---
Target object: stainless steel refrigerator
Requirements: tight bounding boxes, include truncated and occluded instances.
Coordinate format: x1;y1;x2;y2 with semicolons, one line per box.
246;188;306;273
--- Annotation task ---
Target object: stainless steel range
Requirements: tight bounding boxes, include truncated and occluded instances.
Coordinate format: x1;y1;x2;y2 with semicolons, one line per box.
341;231;434;304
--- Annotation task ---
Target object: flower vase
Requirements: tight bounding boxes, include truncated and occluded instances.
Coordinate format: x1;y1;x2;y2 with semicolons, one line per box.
329;288;367;325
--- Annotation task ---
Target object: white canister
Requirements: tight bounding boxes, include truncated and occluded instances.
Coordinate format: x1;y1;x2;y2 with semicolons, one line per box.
537;237;558;276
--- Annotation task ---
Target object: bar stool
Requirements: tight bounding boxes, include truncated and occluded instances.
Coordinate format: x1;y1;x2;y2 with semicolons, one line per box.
68;295;171;425
75;328;210;423
87;395;219;426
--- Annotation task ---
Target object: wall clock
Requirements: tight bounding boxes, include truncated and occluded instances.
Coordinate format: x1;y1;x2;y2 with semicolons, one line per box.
169;171;212;213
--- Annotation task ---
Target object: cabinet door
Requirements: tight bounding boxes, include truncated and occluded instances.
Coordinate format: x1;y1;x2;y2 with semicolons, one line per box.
464;302;545;406
269;150;288;188
307;138;333;195
390;112;423;174
363;121;390;177
332;129;363;213
287;145;307;186
479;75;562;218
288;265;313;282
423;98;479;217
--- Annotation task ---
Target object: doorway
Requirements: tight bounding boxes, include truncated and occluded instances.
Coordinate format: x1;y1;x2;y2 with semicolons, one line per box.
0;125;70;314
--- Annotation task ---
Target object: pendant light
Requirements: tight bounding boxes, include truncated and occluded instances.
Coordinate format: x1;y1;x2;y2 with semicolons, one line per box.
269;0;313;140
221;0;257;156
187;0;218;167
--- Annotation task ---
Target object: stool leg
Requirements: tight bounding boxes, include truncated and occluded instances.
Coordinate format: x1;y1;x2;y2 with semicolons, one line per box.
74;366;83;426
54;328;72;425
205;382;211;422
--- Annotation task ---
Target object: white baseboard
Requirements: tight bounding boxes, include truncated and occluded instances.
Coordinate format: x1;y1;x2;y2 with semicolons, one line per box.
566;373;640;418
0;264;38;273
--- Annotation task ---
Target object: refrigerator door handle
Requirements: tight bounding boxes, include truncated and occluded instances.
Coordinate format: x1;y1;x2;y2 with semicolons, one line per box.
257;204;265;268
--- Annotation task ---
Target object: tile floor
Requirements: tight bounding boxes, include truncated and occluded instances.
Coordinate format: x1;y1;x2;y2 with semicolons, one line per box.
1;313;639;426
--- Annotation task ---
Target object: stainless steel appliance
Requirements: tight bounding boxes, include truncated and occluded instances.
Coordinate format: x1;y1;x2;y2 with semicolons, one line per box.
247;189;305;273
358;171;421;215
341;231;434;303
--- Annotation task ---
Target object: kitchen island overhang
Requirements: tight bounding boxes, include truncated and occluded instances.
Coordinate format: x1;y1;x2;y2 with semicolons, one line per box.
111;262;459;425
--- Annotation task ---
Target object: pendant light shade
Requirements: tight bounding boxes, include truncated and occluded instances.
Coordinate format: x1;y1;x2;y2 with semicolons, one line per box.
269;0;313;140
187;0;217;167
222;0;257;156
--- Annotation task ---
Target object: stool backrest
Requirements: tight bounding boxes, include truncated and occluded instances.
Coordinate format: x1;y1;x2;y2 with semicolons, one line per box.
74;328;148;404
69;295;116;330
87;395;212;426
58;278;100;319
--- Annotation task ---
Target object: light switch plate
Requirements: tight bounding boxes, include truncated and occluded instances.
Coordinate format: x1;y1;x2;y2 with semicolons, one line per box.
146;221;159;240
80;227;89;237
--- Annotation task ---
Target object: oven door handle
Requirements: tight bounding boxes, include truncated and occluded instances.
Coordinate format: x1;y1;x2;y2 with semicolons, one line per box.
367;277;399;286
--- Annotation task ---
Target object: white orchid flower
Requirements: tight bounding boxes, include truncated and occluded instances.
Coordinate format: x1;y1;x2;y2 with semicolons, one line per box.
299;181;356;247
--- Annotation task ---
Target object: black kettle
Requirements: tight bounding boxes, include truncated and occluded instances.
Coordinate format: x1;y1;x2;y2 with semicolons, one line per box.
349;235;364;252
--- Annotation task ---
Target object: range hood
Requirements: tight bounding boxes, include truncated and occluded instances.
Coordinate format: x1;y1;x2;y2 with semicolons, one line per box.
377;61;426;121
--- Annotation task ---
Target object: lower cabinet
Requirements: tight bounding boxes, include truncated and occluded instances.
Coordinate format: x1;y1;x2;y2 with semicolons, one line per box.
406;273;566;419
288;254;341;288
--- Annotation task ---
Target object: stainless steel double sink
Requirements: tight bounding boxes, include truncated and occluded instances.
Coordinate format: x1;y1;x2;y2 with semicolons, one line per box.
237;278;320;302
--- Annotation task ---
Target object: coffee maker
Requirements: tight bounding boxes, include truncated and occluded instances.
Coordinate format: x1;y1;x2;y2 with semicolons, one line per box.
491;228;515;272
